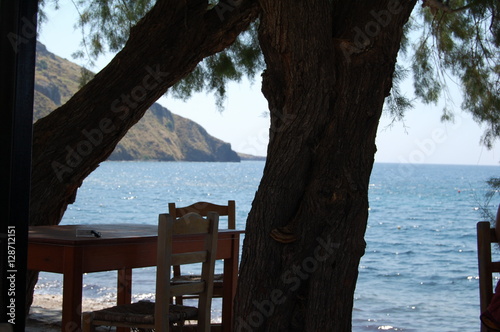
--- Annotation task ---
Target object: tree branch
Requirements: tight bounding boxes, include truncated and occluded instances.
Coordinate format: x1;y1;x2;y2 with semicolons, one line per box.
30;0;260;226
422;0;477;14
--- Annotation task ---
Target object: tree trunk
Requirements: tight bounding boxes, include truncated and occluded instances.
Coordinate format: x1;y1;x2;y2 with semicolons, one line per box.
234;1;416;331
27;0;260;315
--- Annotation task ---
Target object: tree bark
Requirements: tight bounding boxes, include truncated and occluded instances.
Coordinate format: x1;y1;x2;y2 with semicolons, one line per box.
27;0;260;315
234;1;416;331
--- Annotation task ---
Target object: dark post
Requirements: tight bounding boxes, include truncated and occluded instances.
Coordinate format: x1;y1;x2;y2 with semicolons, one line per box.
0;0;38;330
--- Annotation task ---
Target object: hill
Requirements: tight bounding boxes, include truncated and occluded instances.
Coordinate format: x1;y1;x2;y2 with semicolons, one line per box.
34;42;240;162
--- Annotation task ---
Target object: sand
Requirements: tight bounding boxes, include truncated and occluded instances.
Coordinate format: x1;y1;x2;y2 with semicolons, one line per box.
26;294;116;331
25;294;222;331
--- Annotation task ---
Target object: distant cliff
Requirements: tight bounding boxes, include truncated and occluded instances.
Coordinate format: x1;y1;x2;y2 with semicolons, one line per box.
34;42;240;162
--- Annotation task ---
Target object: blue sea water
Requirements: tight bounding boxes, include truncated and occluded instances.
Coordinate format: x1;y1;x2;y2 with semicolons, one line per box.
34;161;499;331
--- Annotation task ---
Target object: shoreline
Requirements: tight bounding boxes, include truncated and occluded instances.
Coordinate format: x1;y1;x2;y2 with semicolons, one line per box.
26;294;223;331
26;294;116;331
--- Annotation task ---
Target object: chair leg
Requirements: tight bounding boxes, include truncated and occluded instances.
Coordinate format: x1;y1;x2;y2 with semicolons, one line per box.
82;312;96;332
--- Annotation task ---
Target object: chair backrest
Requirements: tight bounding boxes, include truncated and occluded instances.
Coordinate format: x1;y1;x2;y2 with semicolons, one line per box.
155;212;219;331
168;200;235;229
477;221;500;331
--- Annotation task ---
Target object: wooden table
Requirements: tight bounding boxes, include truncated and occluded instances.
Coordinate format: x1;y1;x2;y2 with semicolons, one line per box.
28;224;243;332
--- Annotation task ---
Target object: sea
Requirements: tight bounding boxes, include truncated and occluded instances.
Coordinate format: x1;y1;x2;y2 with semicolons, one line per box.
33;161;500;331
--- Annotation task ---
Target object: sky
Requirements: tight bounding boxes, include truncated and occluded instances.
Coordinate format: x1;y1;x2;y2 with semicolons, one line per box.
37;2;500;166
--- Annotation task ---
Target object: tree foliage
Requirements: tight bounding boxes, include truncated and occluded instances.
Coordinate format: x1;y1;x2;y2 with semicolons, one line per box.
169;24;263;109
39;0;264;110
479;177;500;222
411;0;500;147
39;0;499;146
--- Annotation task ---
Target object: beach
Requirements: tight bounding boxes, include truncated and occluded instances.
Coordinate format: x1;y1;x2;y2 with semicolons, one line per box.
27;295;115;331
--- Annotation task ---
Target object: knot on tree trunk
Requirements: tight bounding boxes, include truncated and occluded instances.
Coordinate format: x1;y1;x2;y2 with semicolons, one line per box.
270;225;297;243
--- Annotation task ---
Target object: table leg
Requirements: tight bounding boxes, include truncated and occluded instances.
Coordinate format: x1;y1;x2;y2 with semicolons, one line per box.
117;268;132;305
62;247;83;332
116;268;132;332
222;235;240;332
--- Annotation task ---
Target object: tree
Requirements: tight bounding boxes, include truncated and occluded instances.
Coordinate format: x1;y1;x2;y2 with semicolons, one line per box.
233;1;498;330
27;0;260;314
29;0;499;330
234;1;417;330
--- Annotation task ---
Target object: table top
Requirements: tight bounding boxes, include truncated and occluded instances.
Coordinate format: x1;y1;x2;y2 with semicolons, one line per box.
29;224;244;246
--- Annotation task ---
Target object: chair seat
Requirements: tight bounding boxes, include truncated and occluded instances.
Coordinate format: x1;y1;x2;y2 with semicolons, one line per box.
83;213;219;332
90;301;198;325
171;273;224;288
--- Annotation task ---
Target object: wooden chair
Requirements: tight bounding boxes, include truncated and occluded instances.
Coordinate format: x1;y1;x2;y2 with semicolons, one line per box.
477;221;500;332
168;201;235;305
169;201;235;229
82;212;219;332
